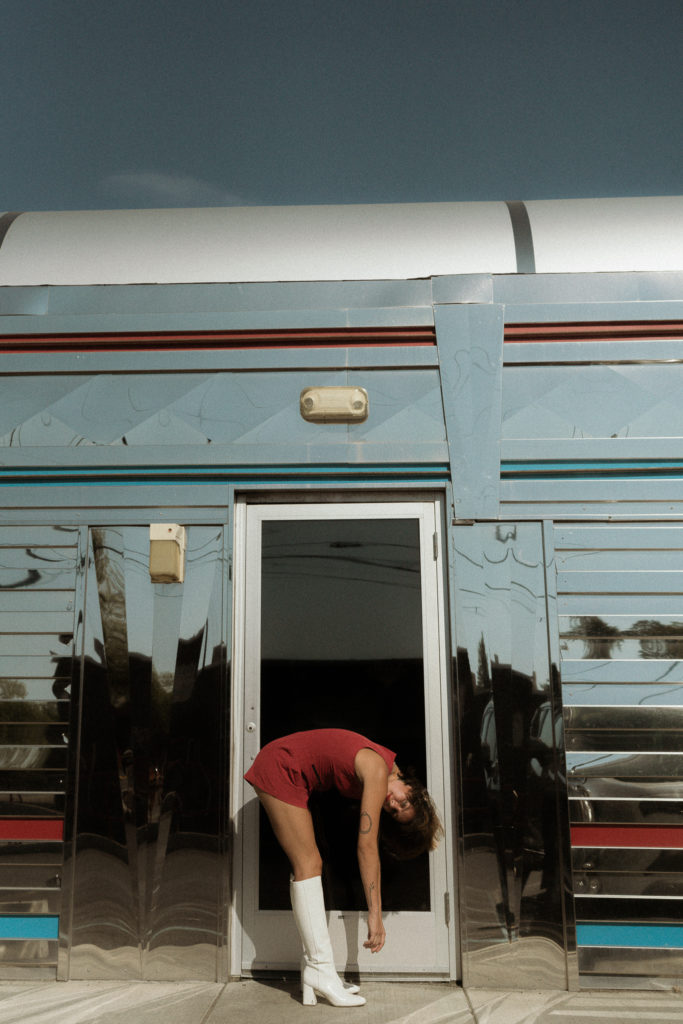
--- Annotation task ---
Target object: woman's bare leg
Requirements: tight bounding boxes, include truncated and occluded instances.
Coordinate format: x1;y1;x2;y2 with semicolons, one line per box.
254;787;323;879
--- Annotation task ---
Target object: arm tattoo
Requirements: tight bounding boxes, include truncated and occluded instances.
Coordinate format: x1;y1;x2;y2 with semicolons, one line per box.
368;882;375;908
359;811;372;834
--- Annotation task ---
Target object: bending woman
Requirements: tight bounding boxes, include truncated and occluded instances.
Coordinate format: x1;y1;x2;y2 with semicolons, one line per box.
244;728;442;1008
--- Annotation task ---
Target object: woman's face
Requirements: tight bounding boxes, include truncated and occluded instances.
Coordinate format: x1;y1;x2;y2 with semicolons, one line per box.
383;777;415;824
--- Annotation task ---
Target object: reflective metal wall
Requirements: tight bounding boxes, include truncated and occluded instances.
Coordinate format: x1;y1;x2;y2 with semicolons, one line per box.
450;522;572;988
0;525;80;978
557;524;683;987
1;265;682;992
65;526;228;980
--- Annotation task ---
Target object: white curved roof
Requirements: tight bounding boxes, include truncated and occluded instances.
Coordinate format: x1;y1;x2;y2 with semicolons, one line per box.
0;197;681;286
526;197;683;274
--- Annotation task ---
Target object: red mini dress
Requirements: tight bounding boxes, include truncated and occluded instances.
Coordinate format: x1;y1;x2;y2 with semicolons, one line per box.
244;729;396;809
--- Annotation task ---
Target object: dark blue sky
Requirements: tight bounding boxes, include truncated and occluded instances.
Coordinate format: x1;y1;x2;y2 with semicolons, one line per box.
2;0;682;211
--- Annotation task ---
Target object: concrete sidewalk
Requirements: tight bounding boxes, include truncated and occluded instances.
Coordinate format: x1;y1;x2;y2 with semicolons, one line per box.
0;979;682;1024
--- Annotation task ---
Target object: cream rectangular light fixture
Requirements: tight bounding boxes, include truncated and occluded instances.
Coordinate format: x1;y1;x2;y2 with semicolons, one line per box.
300;386;368;423
149;524;187;583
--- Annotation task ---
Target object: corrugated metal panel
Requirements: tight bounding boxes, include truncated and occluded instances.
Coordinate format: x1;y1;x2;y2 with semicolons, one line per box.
450;522;572;988
555;522;683;985
68;526;228;981
501;322;683;520
0;366;446;451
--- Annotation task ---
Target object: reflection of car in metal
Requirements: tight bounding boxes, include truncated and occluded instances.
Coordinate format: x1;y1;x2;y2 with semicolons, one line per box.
479;695;563;833
479;693;566;939
529;702;560;773
528;703;564;812
525;701;564;879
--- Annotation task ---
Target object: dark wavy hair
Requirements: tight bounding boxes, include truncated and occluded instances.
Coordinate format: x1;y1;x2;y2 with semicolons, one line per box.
380;767;444;861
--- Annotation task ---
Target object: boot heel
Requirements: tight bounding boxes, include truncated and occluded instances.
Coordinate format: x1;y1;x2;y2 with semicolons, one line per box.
302;982;317;1005
301;957;359;996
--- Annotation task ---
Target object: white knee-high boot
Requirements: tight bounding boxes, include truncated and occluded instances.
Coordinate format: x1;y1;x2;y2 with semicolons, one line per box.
290;876;366;1007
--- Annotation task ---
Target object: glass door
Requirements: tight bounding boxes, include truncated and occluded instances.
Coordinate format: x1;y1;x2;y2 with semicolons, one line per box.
233;501;453;977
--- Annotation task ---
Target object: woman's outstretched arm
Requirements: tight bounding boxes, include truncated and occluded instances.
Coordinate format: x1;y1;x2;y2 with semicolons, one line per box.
354;749;390;953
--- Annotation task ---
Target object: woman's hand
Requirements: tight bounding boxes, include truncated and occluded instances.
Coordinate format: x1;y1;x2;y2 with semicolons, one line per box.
364;909;386;954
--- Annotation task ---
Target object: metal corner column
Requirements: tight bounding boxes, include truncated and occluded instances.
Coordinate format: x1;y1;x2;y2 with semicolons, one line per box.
218;489;235;983
541;520;579;991
57;524;89;980
434;304;504;521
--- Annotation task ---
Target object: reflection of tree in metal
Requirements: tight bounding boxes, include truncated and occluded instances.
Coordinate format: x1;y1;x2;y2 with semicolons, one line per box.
0;679;27;699
565;616;623;659
564;615;683;659
477;634;491;691
92;529;129;710
632;619;683;659
0;664;63;771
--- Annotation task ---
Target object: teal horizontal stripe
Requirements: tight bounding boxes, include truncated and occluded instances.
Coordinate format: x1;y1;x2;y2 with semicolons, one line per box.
503;459;683;479
577;923;683;949
0;464;449;486
0;915;59;939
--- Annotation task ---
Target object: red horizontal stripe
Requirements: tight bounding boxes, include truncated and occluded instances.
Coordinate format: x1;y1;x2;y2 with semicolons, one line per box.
571;825;683;849
0;819;63;841
0;327;436;354
505;321;683;343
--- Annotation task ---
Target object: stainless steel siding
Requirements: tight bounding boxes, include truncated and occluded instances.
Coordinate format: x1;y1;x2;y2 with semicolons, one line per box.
451;522;572;988
0;526;79;978
67;526;228;981
557;524;683;986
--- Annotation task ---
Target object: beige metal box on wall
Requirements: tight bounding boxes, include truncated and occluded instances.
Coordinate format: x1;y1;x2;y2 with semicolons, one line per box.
149;523;187;583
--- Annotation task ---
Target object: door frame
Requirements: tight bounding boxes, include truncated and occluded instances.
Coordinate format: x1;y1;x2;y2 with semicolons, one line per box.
229;494;457;980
